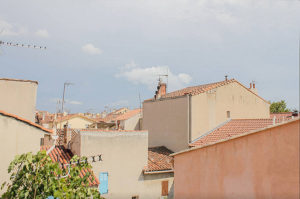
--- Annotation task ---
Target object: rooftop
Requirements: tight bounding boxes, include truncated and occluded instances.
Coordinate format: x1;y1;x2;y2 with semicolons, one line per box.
40;145;99;186
172;118;300;157
0;78;38;84
144;146;174;173
0;110;52;134
190;118;290;147
115;108;141;121
145;78;269;103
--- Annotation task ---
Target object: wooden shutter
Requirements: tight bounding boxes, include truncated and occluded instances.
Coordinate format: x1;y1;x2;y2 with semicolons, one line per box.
161;180;168;196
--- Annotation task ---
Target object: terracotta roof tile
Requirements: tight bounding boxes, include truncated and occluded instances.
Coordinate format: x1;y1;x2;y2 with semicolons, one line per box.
145;79;269;104
40;145;99;186
190;119;286;147
144;146;174;172
0;110;53;134
115;109;141;121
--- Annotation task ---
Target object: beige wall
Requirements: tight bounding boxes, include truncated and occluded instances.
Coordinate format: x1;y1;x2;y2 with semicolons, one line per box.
143;96;189;152
0;79;37;122
191;82;270;140
121;113;141;130
0;115;47;193
173;119;299;199
143;82;270;152
70;131;174;199
56;117;94;129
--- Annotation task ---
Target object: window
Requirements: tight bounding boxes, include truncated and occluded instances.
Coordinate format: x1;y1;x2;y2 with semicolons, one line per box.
132;196;139;199
161;181;169;196
227;111;231;118
99;172;108;194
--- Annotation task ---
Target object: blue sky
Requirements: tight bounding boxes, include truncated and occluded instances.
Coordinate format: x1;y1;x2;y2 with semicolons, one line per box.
0;0;299;113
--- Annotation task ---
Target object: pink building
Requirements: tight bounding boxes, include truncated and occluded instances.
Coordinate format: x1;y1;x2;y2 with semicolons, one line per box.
171;118;299;199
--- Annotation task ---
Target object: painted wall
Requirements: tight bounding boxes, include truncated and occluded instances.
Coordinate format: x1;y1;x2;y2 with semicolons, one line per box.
70;130;174;199
120;113;141;130
56;117;94;129
143;96;189;152
0;79;37;122
191;81;270;140
0;115;46;194
173;119;299;199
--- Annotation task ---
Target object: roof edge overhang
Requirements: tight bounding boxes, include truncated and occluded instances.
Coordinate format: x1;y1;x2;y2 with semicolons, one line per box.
171;117;299;157
143;169;174;175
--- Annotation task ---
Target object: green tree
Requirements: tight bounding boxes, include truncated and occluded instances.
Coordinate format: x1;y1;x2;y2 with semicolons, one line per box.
270;100;291;113
1;151;102;199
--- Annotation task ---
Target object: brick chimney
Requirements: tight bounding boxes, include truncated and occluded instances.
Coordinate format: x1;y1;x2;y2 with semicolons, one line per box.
249;81;257;94
154;80;167;100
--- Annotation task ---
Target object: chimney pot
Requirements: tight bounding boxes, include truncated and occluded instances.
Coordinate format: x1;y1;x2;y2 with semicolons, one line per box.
250;83;252;89
253;83;255;88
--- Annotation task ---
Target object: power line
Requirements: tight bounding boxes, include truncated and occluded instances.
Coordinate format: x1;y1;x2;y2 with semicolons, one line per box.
0;40;47;49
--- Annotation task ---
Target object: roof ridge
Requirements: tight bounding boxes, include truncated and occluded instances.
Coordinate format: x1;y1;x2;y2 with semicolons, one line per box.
0;78;38;84
0;110;52;134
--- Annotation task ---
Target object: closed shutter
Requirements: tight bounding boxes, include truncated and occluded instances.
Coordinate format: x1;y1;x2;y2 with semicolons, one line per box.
99;172;108;194
161;180;168;196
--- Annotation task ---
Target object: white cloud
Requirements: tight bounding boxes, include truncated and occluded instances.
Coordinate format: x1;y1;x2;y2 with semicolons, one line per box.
0;19;27;36
68;100;83;105
116;61;192;91
82;43;103;55
35;29;49;38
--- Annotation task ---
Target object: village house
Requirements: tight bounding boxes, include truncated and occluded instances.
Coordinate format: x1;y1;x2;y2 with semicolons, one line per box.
69;129;174;199
0;78;54;194
171;118;299;199
54;114;97;129
143;78;270;152
88;108;142;131
0;78;38;122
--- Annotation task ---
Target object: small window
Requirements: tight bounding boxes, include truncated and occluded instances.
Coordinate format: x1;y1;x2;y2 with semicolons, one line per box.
227;111;231;118
132;196;139;199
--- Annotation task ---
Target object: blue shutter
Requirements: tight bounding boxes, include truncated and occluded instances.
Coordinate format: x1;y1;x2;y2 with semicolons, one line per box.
99;172;108;194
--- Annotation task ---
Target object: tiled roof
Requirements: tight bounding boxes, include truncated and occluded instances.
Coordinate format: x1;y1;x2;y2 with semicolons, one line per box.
56;114;96;123
115;109;141;121
270;112;294;119
40;145;99;186
80;129;147;133
0;78;38;84
0;110;53;134
145;79;269;103
144;146;174;173
190;119;280;147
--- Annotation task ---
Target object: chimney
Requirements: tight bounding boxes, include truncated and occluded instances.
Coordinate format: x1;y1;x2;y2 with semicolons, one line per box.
225;75;228;81
154;79;167;100
63;123;68;146
249;81;258;94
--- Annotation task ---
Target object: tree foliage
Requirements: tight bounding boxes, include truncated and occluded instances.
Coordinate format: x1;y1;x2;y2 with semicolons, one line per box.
270;100;291;113
1;150;102;199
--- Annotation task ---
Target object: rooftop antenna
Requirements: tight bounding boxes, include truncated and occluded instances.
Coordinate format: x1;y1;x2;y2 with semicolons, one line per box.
59;82;73;131
0;40;47;50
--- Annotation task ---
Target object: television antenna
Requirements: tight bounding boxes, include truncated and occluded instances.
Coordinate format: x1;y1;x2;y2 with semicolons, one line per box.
0;40;47;50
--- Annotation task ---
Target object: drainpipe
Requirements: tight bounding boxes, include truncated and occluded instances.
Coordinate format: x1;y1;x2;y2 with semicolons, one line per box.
187;94;192;143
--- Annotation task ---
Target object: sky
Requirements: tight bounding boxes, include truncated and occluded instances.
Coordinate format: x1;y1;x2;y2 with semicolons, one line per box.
0;0;299;113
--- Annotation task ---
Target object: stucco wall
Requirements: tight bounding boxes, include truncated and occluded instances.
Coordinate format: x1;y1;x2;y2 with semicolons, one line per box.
173;119;299;199
0;115;46;193
143;96;189;152
56;117;94;129
70;131;174;199
0;79;37;122
191;82;270;140
121;113;141;130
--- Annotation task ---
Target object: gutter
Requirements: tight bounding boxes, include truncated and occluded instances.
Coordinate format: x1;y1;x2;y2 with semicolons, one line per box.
143;169;174;175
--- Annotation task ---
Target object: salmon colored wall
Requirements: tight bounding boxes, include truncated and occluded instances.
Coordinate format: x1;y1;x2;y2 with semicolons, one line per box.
174;119;299;199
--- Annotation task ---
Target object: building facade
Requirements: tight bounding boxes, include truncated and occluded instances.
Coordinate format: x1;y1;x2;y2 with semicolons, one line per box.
143;79;270;152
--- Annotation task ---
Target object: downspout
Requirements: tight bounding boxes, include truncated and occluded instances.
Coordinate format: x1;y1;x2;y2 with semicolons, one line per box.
187;94;192;143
